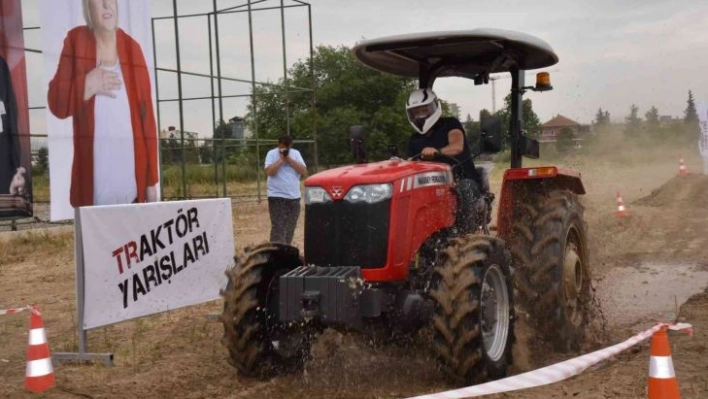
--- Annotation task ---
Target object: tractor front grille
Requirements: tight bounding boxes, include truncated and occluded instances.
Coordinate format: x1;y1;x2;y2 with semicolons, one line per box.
304;200;390;268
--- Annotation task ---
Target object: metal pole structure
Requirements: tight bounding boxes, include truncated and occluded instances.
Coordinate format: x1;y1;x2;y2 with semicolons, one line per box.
248;0;262;203
510;68;525;169
307;3;317;171
280;0;290;136
172;0;187;199
491;77;497;114
53;209;113;367
151;18;164;201
214;0;227;197
152;66;313;91
208;15;218;197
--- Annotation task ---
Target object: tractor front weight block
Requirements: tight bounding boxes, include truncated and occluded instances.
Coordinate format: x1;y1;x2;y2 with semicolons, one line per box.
279;266;391;330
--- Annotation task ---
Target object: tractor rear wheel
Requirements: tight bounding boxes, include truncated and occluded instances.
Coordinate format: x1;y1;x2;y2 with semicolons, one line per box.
430;235;514;384
220;243;311;378
511;189;591;351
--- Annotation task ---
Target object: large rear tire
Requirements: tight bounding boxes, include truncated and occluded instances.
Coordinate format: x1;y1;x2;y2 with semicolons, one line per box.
511;189;591;351
220;242;311;378
430;235;514;384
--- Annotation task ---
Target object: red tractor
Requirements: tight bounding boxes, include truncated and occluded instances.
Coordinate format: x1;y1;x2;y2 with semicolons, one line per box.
221;29;591;385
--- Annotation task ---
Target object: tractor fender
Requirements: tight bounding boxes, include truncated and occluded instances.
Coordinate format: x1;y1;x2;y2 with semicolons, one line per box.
496;167;585;242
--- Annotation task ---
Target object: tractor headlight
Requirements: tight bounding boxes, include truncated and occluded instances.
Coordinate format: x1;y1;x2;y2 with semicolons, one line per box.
304;187;332;204
344;183;393;204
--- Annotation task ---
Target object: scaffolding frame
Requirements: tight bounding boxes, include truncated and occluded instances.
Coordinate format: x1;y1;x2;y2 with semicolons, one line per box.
152;0;318;202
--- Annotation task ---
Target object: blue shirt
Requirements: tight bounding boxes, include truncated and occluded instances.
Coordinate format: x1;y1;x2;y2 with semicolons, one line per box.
264;147;306;199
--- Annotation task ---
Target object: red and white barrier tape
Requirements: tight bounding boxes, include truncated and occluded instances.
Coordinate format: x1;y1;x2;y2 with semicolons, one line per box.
408;322;694;399
0;306;39;316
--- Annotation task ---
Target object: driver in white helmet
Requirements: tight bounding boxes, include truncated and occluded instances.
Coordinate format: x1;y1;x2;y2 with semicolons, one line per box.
406;88;483;233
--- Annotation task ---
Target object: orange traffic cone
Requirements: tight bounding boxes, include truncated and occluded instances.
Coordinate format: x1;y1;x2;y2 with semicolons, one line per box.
25;307;55;393
616;191;628;218
648;326;681;399
678;158;688;176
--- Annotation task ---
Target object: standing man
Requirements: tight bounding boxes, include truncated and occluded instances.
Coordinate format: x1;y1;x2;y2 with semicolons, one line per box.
265;134;307;245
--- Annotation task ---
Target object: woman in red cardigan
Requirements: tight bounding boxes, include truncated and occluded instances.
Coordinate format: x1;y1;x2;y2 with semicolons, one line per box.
48;0;159;207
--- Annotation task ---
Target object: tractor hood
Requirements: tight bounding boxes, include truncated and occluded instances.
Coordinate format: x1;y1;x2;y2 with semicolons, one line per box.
305;159;451;198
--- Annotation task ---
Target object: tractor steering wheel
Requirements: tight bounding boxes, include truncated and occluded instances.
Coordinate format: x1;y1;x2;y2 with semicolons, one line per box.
410;151;462;167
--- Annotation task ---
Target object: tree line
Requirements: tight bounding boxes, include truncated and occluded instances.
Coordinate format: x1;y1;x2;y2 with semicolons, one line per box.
594;91;700;146
203;45;544;167
200;44;699;167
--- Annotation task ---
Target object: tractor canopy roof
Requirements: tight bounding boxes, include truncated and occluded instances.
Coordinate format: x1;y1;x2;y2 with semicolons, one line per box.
352;29;558;86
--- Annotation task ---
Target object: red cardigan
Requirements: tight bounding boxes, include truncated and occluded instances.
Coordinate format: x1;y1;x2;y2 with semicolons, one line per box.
48;26;159;207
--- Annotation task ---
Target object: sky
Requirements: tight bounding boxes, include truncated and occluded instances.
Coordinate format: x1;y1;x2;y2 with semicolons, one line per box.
17;0;708;140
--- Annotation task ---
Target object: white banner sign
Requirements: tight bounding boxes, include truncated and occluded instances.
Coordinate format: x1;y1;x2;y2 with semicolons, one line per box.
698;101;708;174
78;199;234;330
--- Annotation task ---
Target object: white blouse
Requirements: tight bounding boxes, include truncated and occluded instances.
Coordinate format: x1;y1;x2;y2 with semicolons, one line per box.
93;61;137;205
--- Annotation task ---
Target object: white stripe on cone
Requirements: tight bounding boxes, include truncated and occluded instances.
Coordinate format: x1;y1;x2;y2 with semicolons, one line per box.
649;356;676;379
29;328;47;346
26;358;53;378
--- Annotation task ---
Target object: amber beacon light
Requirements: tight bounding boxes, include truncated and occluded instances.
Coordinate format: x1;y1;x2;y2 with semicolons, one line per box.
535;72;553;91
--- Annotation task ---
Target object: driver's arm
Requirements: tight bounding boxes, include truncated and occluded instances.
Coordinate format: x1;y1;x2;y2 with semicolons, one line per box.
438;129;465;156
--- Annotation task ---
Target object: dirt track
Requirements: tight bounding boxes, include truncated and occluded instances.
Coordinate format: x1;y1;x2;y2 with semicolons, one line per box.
1;151;708;398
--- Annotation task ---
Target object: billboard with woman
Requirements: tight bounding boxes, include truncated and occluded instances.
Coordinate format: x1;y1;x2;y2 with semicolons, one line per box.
40;0;160;221
0;0;33;220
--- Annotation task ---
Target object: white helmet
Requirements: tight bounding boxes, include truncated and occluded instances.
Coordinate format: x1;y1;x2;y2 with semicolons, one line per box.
406;88;442;134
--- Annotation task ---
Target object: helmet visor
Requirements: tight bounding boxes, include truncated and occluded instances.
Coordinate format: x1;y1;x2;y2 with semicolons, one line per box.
407;102;437;125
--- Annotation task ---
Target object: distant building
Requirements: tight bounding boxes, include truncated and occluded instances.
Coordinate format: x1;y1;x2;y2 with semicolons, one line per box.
162;126;200;141
228;116;252;141
659;115;681;125
539;114;589;142
229;116;245;141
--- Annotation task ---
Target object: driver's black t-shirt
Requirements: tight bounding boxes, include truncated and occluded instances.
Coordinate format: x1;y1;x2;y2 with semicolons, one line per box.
407;117;478;182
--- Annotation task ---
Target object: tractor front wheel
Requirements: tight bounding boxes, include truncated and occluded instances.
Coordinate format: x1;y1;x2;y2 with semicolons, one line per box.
220;243;312;378
430;235;514;384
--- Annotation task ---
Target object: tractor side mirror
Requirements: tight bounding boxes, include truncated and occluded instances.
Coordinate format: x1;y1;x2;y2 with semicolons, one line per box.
479;115;502;154
520;133;540;159
348;125;367;164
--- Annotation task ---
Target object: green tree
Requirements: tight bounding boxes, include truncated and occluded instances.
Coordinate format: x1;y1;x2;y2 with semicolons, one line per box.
523;99;542;138
199;142;213;164
594;107;610;126
463;113;474;133
443;102;460;119
37;147;48;170
463;113;481;153
624;104;642;138
248;45;418;166
556;127;575;153
645;106;660;138
682;90;700;144
33;146;49;175
685;90;698;123
212;120;239;163
497;94;541;141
